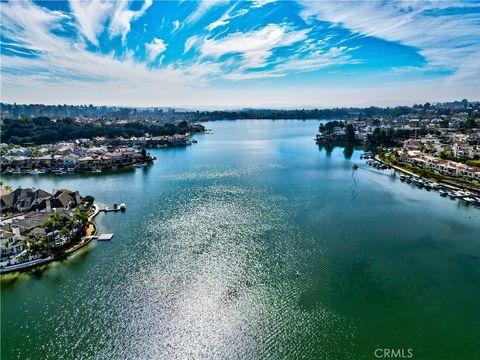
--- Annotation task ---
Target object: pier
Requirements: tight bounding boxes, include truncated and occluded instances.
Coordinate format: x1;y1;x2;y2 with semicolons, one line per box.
97;233;114;241
98;202;126;213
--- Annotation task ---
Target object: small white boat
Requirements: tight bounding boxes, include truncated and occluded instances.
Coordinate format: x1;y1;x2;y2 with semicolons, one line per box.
448;191;458;199
52;168;66;175
439;189;448;197
92;168;102;173
133;163;147;167
463;197;476;204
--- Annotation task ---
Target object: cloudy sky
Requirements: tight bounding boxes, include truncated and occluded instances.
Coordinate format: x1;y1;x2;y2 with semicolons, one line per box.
1;0;479;108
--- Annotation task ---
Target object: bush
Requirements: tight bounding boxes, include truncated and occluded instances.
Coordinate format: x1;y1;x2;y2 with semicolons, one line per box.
83;195;95;203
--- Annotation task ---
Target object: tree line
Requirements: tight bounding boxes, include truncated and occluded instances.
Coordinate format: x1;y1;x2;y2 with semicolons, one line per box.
1;117;199;145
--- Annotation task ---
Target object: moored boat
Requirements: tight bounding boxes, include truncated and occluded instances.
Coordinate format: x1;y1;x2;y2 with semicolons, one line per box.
439;189;448;197
29;168;46;175
52;168;66;175
448;191;458;199
413;178;424;187
463;196;476;204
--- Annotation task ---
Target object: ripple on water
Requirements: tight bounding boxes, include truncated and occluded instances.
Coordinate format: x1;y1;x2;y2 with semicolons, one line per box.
72;184;357;359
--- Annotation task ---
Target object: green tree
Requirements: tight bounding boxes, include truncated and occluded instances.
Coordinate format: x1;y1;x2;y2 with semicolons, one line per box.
43;213;64;233
24;234;50;257
73;206;89;230
465;117;476;129
345;124;356;143
439;149;454;160
83;195;95;204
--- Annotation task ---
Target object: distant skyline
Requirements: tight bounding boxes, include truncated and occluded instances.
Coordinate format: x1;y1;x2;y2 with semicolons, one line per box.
1;1;479;108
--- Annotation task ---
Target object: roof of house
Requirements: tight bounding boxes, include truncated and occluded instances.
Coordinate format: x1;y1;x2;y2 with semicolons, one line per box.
1;188;52;212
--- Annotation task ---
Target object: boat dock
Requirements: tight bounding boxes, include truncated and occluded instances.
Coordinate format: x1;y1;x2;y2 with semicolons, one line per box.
97;233;114;241
99;202;126;213
99;208;123;213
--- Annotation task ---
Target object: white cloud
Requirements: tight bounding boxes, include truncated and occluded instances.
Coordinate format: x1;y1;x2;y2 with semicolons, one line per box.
201;23;309;68
183;35;202;54
204;4;249;31
224;46;358;80
186;0;229;25
172;20;180;33
300;1;480;82
251;0;276;9
109;0;153;43
1;1;71;53
0;1;210;106
69;0;113;46
146;38;167;62
69;0;152;45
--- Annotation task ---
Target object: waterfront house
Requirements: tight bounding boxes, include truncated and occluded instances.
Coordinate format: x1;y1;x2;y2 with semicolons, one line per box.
1;188;52;214
403;139;421;151
78;156;96;170
398;150;480;180
54;154;79;169
37;154;54;168
0;225;24;259
1;188;82;214
9;147;32;157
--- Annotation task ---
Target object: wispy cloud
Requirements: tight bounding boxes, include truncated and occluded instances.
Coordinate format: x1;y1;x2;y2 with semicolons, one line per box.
109;0;152;43
300;1;480;81
172;20;181;33
185;0;229;25
69;0;152;45
146;38;167;62
69;0;112;47
201;23;309;69
205;4;248;31
250;0;277;9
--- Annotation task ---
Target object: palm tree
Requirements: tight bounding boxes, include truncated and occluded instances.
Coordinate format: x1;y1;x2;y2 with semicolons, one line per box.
43;213;63;233
73;206;89;231
24;234;50;257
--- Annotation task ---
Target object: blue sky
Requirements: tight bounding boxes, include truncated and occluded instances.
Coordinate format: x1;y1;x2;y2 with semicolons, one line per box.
1;0;479;108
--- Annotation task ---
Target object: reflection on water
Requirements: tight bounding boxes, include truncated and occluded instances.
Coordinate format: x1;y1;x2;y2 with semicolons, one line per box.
1;120;480;360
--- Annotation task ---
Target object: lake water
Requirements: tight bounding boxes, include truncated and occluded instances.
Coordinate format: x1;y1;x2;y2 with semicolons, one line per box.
1;120;479;360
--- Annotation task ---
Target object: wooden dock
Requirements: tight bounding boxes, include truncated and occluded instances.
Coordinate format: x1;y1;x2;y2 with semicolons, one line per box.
99;208;123;213
97;233;114;241
99;203;126;213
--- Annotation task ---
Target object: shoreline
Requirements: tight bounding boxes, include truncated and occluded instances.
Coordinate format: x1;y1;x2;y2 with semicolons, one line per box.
0;203;101;275
375;155;480;195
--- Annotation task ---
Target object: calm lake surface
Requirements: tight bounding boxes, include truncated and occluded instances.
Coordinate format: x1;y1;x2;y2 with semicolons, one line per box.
1;120;479;360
